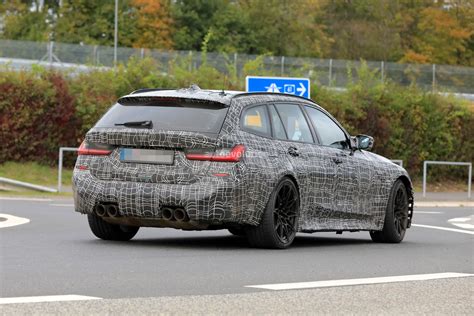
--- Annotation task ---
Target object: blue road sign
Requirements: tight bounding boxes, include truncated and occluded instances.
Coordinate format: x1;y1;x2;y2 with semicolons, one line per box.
246;76;310;99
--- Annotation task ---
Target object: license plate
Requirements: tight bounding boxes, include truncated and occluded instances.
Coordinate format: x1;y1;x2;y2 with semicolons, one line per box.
120;148;174;165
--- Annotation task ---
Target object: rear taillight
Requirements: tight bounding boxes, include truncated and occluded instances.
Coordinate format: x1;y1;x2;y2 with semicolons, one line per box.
186;145;245;162
77;141;113;156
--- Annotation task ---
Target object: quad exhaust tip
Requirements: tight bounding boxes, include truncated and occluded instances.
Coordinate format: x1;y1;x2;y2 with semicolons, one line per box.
162;207;174;221
174;208;189;222
106;204;119;217
95;203;120;217
161;207;189;222
95;204;107;217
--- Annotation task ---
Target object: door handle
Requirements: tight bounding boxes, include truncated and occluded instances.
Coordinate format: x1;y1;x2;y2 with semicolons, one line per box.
288;147;300;157
332;158;343;164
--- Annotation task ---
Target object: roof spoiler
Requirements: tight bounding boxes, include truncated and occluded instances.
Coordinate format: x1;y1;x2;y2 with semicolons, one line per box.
117;95;229;108
130;85;201;95
130;88;174;95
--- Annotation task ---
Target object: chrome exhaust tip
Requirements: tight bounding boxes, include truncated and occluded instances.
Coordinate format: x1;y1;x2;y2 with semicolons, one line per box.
95;204;107;217
162;207;174;221
174;208;189;222
106;204;119;217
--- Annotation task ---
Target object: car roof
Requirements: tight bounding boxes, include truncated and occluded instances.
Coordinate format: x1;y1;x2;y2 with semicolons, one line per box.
121;85;318;107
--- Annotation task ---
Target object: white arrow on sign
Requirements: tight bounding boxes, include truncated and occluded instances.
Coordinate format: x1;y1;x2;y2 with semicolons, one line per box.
296;82;306;96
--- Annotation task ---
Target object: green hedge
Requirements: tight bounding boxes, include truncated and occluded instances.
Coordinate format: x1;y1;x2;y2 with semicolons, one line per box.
0;58;472;176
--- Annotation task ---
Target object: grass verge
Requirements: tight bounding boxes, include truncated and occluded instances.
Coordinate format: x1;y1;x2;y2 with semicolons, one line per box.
0;161;73;187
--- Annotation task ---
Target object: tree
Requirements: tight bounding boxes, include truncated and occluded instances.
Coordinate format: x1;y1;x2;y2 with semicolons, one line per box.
401;5;472;65
450;0;474;66
131;0;173;49
54;0;137;47
239;0;331;57
323;0;405;61
0;0;50;41
205;2;256;53
172;0;228;51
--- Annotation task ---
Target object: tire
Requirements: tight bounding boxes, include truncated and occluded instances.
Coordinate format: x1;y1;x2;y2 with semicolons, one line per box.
370;179;409;243
245;178;299;249
87;214;139;241
228;227;245;237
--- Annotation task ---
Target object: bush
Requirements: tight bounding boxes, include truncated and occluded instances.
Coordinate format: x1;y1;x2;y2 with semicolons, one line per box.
0;69;79;165
0;58;472;178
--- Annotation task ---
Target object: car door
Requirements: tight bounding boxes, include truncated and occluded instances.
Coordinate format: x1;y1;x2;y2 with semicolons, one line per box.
303;105;374;227
238;104;295;220
271;103;336;229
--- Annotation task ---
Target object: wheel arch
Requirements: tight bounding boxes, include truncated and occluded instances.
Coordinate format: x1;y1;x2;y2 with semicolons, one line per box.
397;175;413;195
255;173;300;225
396;175;414;228
282;174;300;197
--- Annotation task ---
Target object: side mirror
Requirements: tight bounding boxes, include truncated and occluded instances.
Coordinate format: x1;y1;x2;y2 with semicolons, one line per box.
355;134;374;151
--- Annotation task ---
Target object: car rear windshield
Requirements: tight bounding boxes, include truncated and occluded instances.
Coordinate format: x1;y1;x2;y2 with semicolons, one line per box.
95;99;229;134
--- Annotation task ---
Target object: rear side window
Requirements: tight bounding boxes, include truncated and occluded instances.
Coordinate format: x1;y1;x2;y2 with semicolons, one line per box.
274;103;313;143
241;105;271;137
95;100;228;134
268;105;287;140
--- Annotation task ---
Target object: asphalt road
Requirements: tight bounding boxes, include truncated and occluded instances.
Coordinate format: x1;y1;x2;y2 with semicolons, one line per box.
1;197;473;314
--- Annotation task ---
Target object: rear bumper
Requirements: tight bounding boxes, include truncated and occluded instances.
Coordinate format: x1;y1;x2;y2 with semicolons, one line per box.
73;170;251;225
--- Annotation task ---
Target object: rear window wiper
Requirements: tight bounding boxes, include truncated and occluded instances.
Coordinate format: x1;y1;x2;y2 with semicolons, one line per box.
114;120;153;129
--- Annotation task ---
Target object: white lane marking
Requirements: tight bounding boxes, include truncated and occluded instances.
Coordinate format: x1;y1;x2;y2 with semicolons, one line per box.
416;211;443;214
50;204;74;207
448;216;474;230
246;272;473;291
448;217;471;223
451;223;474;229
416;202;474;207
0;214;30;228
412;224;474;235
0;197;52;202
0;295;102;305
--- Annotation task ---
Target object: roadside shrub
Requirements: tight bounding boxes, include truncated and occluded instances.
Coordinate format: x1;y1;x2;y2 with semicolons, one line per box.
0;69;79;165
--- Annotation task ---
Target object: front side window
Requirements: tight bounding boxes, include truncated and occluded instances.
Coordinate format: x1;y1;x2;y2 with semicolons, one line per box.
305;106;348;149
241;105;271;137
274;103;313;143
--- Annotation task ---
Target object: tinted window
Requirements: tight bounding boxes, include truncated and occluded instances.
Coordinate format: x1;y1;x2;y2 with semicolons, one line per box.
95;101;228;134
305;106;348;149
241;105;271;137
268;105;287;140
274;104;313;142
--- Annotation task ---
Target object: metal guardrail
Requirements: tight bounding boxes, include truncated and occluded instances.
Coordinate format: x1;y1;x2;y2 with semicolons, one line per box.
423;161;472;199
0;177;57;193
58;147;78;192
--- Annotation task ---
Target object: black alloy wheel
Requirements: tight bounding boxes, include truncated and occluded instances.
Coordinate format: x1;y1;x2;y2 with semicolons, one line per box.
246;178;299;249
370;179;409;243
273;181;299;244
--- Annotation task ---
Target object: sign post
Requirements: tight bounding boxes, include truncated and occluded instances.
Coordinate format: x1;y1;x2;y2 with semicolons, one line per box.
246;76;310;99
